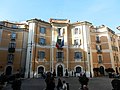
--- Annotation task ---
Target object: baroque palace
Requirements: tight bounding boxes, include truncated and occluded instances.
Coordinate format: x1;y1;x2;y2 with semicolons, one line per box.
0;18;120;78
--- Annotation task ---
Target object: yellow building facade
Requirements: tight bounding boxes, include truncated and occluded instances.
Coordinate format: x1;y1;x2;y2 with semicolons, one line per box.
0;21;28;76
24;18;120;78
0;18;120;78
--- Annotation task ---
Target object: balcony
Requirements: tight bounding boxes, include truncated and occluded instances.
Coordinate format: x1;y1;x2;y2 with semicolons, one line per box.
96;40;101;43
56;58;63;62
8;48;15;53
97;50;102;54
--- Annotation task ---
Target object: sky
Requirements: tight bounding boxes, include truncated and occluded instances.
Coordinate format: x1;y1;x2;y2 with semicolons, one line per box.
0;0;120;33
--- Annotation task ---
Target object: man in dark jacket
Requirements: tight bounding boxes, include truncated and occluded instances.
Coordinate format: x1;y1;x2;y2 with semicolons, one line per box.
79;73;89;89
111;78;120;90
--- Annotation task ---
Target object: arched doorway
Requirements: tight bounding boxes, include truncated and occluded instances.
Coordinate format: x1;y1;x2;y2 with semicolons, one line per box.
99;66;105;75
76;67;82;73
57;65;63;76
5;66;12;76
38;67;44;77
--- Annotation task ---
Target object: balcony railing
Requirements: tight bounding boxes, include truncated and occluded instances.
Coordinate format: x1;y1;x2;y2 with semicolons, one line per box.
8;48;15;53
97;50;102;54
96;40;101;43
56;58;63;62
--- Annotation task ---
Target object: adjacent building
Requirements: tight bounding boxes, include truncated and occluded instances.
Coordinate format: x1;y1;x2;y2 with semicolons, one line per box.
0;21;28;76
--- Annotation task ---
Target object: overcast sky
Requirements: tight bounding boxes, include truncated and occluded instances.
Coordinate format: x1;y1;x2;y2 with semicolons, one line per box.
0;0;120;33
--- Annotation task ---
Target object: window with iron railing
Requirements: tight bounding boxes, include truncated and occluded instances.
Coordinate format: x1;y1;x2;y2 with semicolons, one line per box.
7;54;14;64
96;45;102;53
74;39;79;45
96;36;100;43
37;51;45;61
8;42;16;53
74;52;82;60
74;28;78;34
39;27;46;34
12;25;18;29
98;55;102;63
38;38;46;45
56;52;64;62
10;32;16;41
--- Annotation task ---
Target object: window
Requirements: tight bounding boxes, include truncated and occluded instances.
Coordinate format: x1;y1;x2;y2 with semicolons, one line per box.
56;52;64;59
8;43;16;53
96;45;102;53
96;45;102;50
11;32;16;41
9;42;16;48
96;36;100;42
74;52;82;59
57;28;61;36
57;28;65;36
74;39;78;45
74;28;78;34
38;51;45;60
7;54;14;64
8;42;16;53
98;55;102;63
12;25;18;29
39;38;46;45
40;27;46;34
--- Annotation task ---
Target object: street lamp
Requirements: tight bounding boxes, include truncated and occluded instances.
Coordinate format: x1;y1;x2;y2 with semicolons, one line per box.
28;41;32;78
88;46;92;78
116;26;120;74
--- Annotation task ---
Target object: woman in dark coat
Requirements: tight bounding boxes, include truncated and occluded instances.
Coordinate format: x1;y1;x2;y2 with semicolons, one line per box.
57;78;63;90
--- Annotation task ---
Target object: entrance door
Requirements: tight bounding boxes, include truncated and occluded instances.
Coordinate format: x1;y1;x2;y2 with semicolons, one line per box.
76;67;82;73
38;67;44;75
99;66;104;75
57;65;63;76
6;66;12;76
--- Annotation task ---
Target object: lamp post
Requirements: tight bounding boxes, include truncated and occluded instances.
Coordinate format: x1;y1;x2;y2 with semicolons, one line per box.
28;41;32;78
88;46;92;78
116;26;120;74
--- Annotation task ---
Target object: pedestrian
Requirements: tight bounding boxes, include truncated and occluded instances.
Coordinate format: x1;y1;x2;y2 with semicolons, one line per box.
62;80;67;90
45;72;55;90
11;75;22;90
79;73;89;89
111;78;120;90
83;85;88;90
0;73;7;88
57;78;63;90
72;71;73;77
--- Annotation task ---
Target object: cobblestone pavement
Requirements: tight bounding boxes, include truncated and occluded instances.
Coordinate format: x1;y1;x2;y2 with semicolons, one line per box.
3;76;113;90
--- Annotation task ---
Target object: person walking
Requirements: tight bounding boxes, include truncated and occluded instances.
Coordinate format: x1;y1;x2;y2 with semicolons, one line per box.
57;78;63;90
111;78;120;90
45;72;55;90
79;73;89;90
11;74;22;90
62;80;67;90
